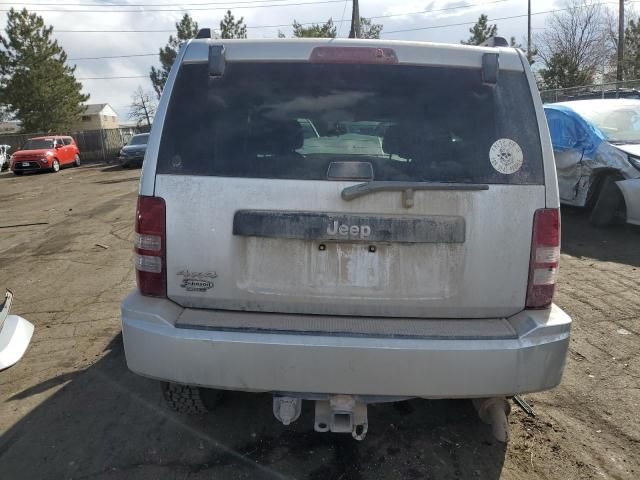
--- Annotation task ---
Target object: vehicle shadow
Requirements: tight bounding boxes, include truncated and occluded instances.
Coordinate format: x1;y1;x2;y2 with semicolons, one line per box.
100;164;126;173
94;177;140;185
561;206;640;267
0;335;507;480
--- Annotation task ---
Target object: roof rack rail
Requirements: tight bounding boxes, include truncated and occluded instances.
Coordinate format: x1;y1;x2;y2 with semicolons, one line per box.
196;28;212;39
480;36;509;47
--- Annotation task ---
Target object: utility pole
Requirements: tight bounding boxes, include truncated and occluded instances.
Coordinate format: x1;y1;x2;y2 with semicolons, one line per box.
349;0;360;39
617;0;625;82
527;0;532;63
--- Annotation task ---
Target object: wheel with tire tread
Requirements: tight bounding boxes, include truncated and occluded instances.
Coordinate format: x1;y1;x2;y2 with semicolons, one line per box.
73;154;81;167
590;176;623;227
51;159;60;173
161;382;222;414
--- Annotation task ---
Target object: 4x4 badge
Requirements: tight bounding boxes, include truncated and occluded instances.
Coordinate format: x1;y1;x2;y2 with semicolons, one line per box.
177;270;217;292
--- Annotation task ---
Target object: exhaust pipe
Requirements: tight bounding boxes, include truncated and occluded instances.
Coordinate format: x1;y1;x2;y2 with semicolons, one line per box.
473;397;511;443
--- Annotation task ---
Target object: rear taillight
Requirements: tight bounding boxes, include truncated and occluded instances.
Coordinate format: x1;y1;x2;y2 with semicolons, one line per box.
134;196;166;297
526;208;560;309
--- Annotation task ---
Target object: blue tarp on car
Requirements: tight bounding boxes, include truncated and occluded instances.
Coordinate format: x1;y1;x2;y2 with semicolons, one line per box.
544;104;604;156
544;103;633;207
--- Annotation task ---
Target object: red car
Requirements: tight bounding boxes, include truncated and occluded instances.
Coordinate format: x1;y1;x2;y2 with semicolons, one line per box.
10;136;81;175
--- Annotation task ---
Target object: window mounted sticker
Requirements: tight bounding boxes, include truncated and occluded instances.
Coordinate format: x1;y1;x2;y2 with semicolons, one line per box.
489;138;523;174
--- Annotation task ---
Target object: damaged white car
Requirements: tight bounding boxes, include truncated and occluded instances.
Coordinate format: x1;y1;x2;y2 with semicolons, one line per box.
0;290;34;370
544;99;640;227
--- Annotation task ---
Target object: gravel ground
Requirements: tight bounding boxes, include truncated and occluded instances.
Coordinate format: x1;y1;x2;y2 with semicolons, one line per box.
0;164;638;479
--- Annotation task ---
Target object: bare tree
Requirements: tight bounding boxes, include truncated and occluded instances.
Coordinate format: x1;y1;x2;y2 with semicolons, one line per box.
536;0;611;88
129;86;156;127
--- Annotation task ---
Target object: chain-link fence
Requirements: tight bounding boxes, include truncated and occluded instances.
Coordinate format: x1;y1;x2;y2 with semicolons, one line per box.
540;80;640;104
0;126;147;163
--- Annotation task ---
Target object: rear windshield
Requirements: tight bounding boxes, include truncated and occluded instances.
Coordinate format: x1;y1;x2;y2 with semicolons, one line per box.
158;62;543;184
23;139;54;150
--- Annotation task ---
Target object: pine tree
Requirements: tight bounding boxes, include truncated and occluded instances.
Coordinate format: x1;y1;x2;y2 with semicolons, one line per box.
624;18;640;80
149;14;199;98
292;19;337;38
540;53;593;89
220;10;247;39
359;18;383;39
0;8;88;132
461;14;497;45
283;16;378;39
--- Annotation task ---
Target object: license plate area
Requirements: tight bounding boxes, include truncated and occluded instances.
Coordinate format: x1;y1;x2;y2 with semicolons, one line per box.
238;236;463;300
311;242;390;289
22;162;30;167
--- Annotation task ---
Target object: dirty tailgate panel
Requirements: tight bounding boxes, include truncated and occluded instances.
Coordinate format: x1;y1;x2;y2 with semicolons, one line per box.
156;176;545;318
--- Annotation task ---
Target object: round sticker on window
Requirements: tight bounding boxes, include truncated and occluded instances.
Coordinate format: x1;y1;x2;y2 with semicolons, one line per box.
489;138;523;175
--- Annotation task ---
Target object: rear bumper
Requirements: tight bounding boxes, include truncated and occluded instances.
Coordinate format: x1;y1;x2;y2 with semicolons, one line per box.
121;291;571;398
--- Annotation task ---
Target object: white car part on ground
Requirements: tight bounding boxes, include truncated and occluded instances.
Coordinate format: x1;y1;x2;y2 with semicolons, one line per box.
0;291;34;370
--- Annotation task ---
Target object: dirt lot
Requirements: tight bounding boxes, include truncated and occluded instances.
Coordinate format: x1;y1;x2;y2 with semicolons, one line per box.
0;164;638;480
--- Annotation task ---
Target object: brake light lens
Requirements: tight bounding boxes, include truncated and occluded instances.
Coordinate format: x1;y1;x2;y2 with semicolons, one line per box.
526;208;560;309
309;46;398;64
135;196;166;297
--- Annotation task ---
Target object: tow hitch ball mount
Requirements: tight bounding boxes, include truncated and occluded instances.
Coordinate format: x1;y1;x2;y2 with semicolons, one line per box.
273;395;511;443
273;395;369;441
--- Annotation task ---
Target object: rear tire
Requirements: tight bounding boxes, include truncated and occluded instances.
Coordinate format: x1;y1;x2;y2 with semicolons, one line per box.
161;382;223;414
73;154;81;167
590;176;623;227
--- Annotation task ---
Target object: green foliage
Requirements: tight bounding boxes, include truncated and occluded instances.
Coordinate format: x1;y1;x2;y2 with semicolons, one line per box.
539;53;593;89
220;10;247;39
624;18;640;80
149;14;198;98
359;17;383;39
0;8;89;133
461;14;497;45
288;17;380;38
292;18;336;38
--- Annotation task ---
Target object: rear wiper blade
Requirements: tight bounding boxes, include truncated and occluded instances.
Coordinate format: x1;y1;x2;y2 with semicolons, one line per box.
341;181;489;201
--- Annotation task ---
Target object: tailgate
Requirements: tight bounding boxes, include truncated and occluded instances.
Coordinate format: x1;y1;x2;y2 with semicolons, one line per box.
157;176;544;318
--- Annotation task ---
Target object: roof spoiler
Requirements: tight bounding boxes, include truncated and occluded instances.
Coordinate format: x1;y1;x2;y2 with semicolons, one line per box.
208;45;226;77
196;28;212;39
480;36;509;47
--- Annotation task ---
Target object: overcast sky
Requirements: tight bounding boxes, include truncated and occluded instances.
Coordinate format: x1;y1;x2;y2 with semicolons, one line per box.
2;0;567;121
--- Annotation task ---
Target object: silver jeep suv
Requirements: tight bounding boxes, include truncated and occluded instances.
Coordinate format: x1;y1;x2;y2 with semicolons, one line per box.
121;37;571;441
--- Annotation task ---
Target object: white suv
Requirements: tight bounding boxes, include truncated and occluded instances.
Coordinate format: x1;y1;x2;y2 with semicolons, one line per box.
121;37;571;442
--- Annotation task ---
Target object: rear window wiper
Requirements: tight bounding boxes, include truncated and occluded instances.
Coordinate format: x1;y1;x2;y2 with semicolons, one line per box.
341;181;489;203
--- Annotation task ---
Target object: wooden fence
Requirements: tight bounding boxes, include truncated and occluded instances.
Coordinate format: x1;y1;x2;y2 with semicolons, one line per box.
0;126;149;163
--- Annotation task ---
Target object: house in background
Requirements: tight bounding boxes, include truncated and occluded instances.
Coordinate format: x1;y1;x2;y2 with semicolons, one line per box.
69;103;119;132
0;121;20;134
